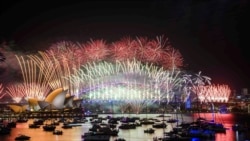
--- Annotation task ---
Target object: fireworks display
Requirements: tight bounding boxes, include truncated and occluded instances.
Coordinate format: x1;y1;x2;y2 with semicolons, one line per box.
69;59;183;101
194;84;231;103
44;36;184;69
0;36;233;113
67;59;186;113
14;56;51;100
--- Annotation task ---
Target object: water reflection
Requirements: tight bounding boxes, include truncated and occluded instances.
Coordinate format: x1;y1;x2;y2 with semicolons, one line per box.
1;113;250;141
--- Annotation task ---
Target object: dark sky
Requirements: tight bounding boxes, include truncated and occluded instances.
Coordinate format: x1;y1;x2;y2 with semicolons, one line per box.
0;0;249;92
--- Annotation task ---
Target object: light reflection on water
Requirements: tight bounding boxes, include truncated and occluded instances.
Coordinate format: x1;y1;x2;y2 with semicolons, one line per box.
1;113;249;141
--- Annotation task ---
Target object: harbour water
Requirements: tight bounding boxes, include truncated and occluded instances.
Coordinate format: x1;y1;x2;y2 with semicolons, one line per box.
1;113;250;141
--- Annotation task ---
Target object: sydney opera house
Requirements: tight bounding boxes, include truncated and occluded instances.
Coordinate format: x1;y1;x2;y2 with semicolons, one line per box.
7;88;82;113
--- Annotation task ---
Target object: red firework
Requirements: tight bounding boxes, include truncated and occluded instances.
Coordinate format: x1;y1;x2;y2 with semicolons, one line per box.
137;38;164;64
110;37;138;61
82;39;109;62
194;84;231;103
44;36;184;69
47;41;77;57
160;48;183;69
6;83;26;103
133;36;183;68
47;41;86;67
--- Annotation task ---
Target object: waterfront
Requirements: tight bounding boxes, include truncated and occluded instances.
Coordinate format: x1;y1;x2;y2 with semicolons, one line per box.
1;113;250;141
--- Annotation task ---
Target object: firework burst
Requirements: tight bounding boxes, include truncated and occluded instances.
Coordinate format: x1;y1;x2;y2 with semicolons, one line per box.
6;83;26;103
195;84;231;103
81;39;109;62
110;37;138;61
27;51;82;98
0;83;5;99
15;55;51;100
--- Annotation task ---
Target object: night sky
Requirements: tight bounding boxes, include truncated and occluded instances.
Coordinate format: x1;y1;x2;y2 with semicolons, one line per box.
0;0;249;92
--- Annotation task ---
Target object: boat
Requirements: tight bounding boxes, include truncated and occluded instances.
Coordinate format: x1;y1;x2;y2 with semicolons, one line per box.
118;123;136;129
159;134;191;141
120;117;137;123
108;118;119;124
83;135;110;141
29;124;40;128
62;124;73;129
72;117;88;123
99;122;115;128
144;128;155;134
43;124;56;131
206;122;226;133
157;114;171;118
187;125;215;139
90;118;103;124
194;117;226;133
167;118;178;123
62;121;73;128
152;122;167;128
33;119;44;125
140;119;155;125
15;134;30;140
53;130;63;135
82;132;110;141
114;138;126;141
98;127;119;136
89;124;101;132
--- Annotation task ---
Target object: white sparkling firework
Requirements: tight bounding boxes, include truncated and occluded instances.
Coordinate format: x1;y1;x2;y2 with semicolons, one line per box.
68;59;183;106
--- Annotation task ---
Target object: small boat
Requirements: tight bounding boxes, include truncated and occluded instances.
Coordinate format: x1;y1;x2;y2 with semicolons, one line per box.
43;124;56;131
152;122;167;128
15;134;30;140
33;119;44;125
205;121;226;133
144;128;155;134
53;130;63;135
188;125;215;139
140;119;155;125
114;138;126;141
62;124;73;129
160;134;191;141
167;118;178;123
29;124;40;128
98;127;119;136
82;134;110;141
119;123;136;129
